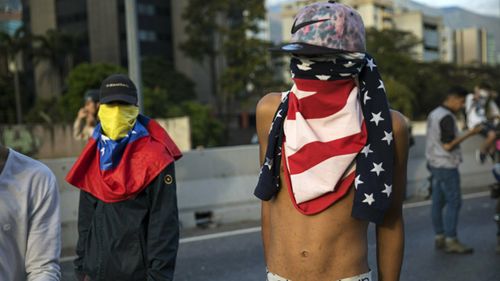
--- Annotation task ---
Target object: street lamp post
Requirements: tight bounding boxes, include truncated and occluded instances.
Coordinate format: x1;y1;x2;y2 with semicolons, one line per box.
125;0;143;113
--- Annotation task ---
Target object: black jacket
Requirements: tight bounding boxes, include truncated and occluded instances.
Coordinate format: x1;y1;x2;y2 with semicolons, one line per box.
74;163;179;281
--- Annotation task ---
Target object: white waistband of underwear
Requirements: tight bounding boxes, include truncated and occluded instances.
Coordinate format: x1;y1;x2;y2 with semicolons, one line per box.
266;270;372;281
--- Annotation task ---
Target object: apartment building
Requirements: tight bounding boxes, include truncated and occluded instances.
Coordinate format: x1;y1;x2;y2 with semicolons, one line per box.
454;28;493;66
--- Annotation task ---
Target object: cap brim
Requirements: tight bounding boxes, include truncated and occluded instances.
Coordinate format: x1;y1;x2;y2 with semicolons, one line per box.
100;94;137;105
269;42;345;55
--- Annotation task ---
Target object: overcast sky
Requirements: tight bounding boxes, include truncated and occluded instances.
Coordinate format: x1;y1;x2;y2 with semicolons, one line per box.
266;0;500;17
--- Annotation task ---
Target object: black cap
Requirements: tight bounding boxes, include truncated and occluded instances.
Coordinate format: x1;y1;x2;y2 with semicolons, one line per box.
84;89;100;103
99;74;138;105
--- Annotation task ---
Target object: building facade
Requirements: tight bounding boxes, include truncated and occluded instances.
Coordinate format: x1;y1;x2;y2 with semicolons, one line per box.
343;0;395;30
22;0;175;99
454;28;492;66
393;11;445;62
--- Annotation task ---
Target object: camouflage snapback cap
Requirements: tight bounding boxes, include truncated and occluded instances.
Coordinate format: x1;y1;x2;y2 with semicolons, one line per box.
271;1;366;54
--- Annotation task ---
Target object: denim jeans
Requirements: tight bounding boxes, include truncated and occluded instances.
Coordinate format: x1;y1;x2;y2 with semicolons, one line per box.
429;166;462;238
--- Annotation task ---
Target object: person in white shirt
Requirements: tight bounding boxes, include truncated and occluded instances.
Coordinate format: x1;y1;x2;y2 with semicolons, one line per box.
465;82;500;163
0;145;61;281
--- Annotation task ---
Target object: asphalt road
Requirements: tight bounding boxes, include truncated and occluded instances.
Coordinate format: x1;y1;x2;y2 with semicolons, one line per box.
61;192;500;281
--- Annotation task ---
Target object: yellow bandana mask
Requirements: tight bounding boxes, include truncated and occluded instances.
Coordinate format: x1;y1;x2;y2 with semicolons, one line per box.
98;104;139;140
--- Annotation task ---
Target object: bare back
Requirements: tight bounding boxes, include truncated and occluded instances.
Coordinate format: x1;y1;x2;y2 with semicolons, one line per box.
257;92;408;281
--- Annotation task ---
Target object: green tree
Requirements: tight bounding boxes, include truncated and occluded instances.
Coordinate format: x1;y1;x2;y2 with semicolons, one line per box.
0;26;31;124
32;29;83;90
0;26;30;63
166;101;225;148
142;89;225;148
140;57;225;147
181;0;277;116
0;74;16;124
365;28;500;119
26;63;126;123
141;56;196;105
61;63;126;121
385;77;416;118
365;28;420;78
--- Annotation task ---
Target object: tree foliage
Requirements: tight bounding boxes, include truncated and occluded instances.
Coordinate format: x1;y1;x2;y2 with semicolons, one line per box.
0;26;30;62
32;29;83;80
141;56;196;105
25;63;126;123
384;77;416;118
165;101;225;148
366;28;500;119
141;57;224;148
62;63;126;120
0;75;16;124
0;26;36;124
181;0;281;115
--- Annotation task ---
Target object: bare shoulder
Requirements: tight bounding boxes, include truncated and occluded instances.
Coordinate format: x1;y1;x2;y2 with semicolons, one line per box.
256;92;282;118
390;110;409;139
390;110;410;164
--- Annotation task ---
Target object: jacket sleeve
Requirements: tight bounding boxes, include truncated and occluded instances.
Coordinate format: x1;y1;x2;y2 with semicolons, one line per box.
147;163;180;281
74;190;97;280
25;171;61;281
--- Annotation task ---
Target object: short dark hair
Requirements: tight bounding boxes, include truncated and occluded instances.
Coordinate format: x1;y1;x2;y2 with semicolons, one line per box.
478;81;492;90
447;86;468;98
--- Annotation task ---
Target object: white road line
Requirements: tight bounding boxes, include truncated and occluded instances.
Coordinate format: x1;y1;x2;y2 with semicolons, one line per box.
403;191;490;209
60;191;491;260
60;227;263;262
180;226;262;244
181;191;491;243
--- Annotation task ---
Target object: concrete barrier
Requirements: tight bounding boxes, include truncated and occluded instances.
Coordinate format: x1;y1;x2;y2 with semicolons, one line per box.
41;131;496;252
0;117;191;159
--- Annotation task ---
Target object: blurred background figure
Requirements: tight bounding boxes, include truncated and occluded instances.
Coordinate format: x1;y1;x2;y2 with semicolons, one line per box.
73;89;100;141
426;86;481;254
490;140;500;254
465;82;500;164
496;199;500;254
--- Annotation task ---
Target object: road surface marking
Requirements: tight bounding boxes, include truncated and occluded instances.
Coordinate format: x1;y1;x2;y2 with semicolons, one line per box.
403;191;490;209
60;191;491;261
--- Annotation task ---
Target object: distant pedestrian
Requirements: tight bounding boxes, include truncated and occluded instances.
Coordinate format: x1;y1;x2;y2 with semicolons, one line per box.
426;86;482;254
465;82;499;163
66;74;182;281
491;159;500;254
73;89;100;141
0;144;61;280
496;199;500;254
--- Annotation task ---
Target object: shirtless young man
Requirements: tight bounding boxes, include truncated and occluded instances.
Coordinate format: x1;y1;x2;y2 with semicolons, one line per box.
254;2;408;281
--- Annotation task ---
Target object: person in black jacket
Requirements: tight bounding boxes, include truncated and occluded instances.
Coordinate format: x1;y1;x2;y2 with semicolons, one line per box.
66;74;182;281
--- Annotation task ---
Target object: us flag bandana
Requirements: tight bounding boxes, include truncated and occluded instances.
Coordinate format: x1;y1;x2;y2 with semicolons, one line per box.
254;53;394;224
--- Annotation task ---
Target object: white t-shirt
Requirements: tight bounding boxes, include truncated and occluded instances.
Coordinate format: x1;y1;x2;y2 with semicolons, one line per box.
0;149;61;281
465;93;500;129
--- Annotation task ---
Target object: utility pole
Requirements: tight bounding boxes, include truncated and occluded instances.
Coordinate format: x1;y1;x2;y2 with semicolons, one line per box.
125;0;143;113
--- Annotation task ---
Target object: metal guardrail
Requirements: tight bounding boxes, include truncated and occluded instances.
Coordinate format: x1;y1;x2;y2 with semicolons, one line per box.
42;135;495;251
